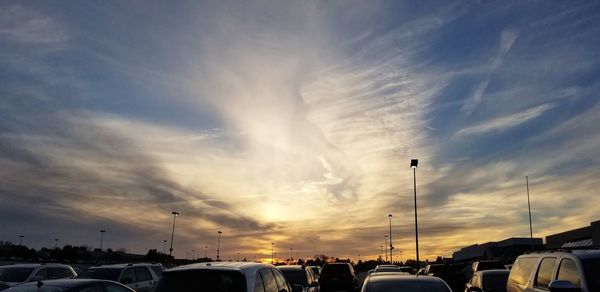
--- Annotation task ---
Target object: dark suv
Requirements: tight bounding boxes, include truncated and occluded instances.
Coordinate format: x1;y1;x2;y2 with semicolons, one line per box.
319;263;355;292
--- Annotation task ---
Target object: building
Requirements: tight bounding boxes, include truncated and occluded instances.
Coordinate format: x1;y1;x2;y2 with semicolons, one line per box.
546;220;600;249
452;237;543;264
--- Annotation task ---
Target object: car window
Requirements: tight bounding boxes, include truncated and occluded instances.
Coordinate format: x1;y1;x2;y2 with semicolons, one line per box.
47;268;73;279
77;269;121;281
535;257;556;289
32;268;48;281
508;257;537;285
259;269;279;292
557;259;580;288
134;267;152;282
150;266;163;277
0;267;35;282
254;271;265;292
482;272;510;291
153;270;246;292
272;269;290;292
77;284;104;292
280;269;308;286
120;268;136;284
105;283;133;292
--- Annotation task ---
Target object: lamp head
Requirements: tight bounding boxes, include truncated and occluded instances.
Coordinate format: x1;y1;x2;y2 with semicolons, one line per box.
410;159;418;168
100;230;106;233
218;231;222;234
172;211;180;216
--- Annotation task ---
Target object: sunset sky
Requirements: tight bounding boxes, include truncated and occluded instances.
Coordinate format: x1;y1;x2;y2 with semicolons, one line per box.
1;1;600;262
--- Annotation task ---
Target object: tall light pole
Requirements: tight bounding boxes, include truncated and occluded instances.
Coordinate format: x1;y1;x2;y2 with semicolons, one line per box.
290;248;293;261
384;236;388;262
389;214;393;263
163;240;167;254
526;176;534;249
192;249;195;260
379;245;383;262
99;230;106;251
169;211;179;256
54;238;59;249
205;245;208;258
216;231;222;261
411;159;420;268
271;243;274;264
18;235;24;246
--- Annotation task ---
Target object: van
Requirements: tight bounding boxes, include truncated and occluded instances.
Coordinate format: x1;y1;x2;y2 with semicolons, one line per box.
506;249;600;292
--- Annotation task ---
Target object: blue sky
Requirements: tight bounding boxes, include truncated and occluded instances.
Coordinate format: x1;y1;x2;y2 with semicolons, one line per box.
1;1;600;261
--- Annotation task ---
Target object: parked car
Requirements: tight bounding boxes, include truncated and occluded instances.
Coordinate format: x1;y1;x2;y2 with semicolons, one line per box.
5;279;134;292
399;266;415;274
307;266;322;280
153;261;295;292
424;264;446;276
319;263;355;292
465;269;510;292
466;261;507;282
507;249;600;292
76;263;159;292
278;265;318;292
0;263;77;289
360;273;452;292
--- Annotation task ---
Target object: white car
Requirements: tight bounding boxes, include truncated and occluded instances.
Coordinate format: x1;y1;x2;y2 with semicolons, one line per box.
0;263;77;289
76;263;159;292
153;261;296;292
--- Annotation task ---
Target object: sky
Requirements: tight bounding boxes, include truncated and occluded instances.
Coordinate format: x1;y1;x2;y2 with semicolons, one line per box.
1;1;600;262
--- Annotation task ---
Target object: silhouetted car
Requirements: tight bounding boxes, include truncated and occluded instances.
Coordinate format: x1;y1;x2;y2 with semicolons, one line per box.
5;279;134;292
278;265;319;292
360;273;452;292
76;263;159;292
465;269;510;292
466;261;506;281
424;264;446;276
319;263;355;292
399;266;415;274
153;262;294;292
507;249;600;292
0;263;77;289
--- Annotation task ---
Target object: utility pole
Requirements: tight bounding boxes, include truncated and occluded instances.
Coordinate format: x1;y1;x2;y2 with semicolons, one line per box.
526;176;534;250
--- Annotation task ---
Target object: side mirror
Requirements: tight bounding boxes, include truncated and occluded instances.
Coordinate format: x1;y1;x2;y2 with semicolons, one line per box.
548;280;581;292
120;277;133;284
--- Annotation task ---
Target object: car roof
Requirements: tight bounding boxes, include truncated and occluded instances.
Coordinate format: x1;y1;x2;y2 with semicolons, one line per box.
166;262;274;274
519;249;600;260
88;263;150;269
367;273;446;283
15;279;120;288
0;263;70;268
277;265;304;270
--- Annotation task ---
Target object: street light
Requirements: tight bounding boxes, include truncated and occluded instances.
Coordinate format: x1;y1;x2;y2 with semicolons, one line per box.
384;235;388;262
379;245;383;262
99;230;106;251
54;238;59;249
163;240;167;254
169;211;179;256
216;231;222;261
192;249;195;260
271;243;274;264
411;158;420;268
205;245;208;258
389;214;394;263
290;248;293;261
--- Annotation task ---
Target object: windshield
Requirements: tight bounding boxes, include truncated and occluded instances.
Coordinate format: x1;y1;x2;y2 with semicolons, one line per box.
483;273;509;291
366;280;450;292
582;258;600;292
0;267;35;283
281;270;307;286
322;264;351;276
477;262;505;271
76;268;121;281
153;270;245;292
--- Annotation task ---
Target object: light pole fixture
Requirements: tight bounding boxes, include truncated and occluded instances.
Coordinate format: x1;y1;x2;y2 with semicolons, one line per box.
380;245;383;262
290;248;293;261
192;249;195;260
205;245;208;258
54;238;59;249
389;214;393;263
411;158;420;268
99;230;106;250
169;211;180;256
271;243;274;264
216;231;222;261
384;235;388;262
163;240;167;254
18;235;24;246
526;176;534;250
